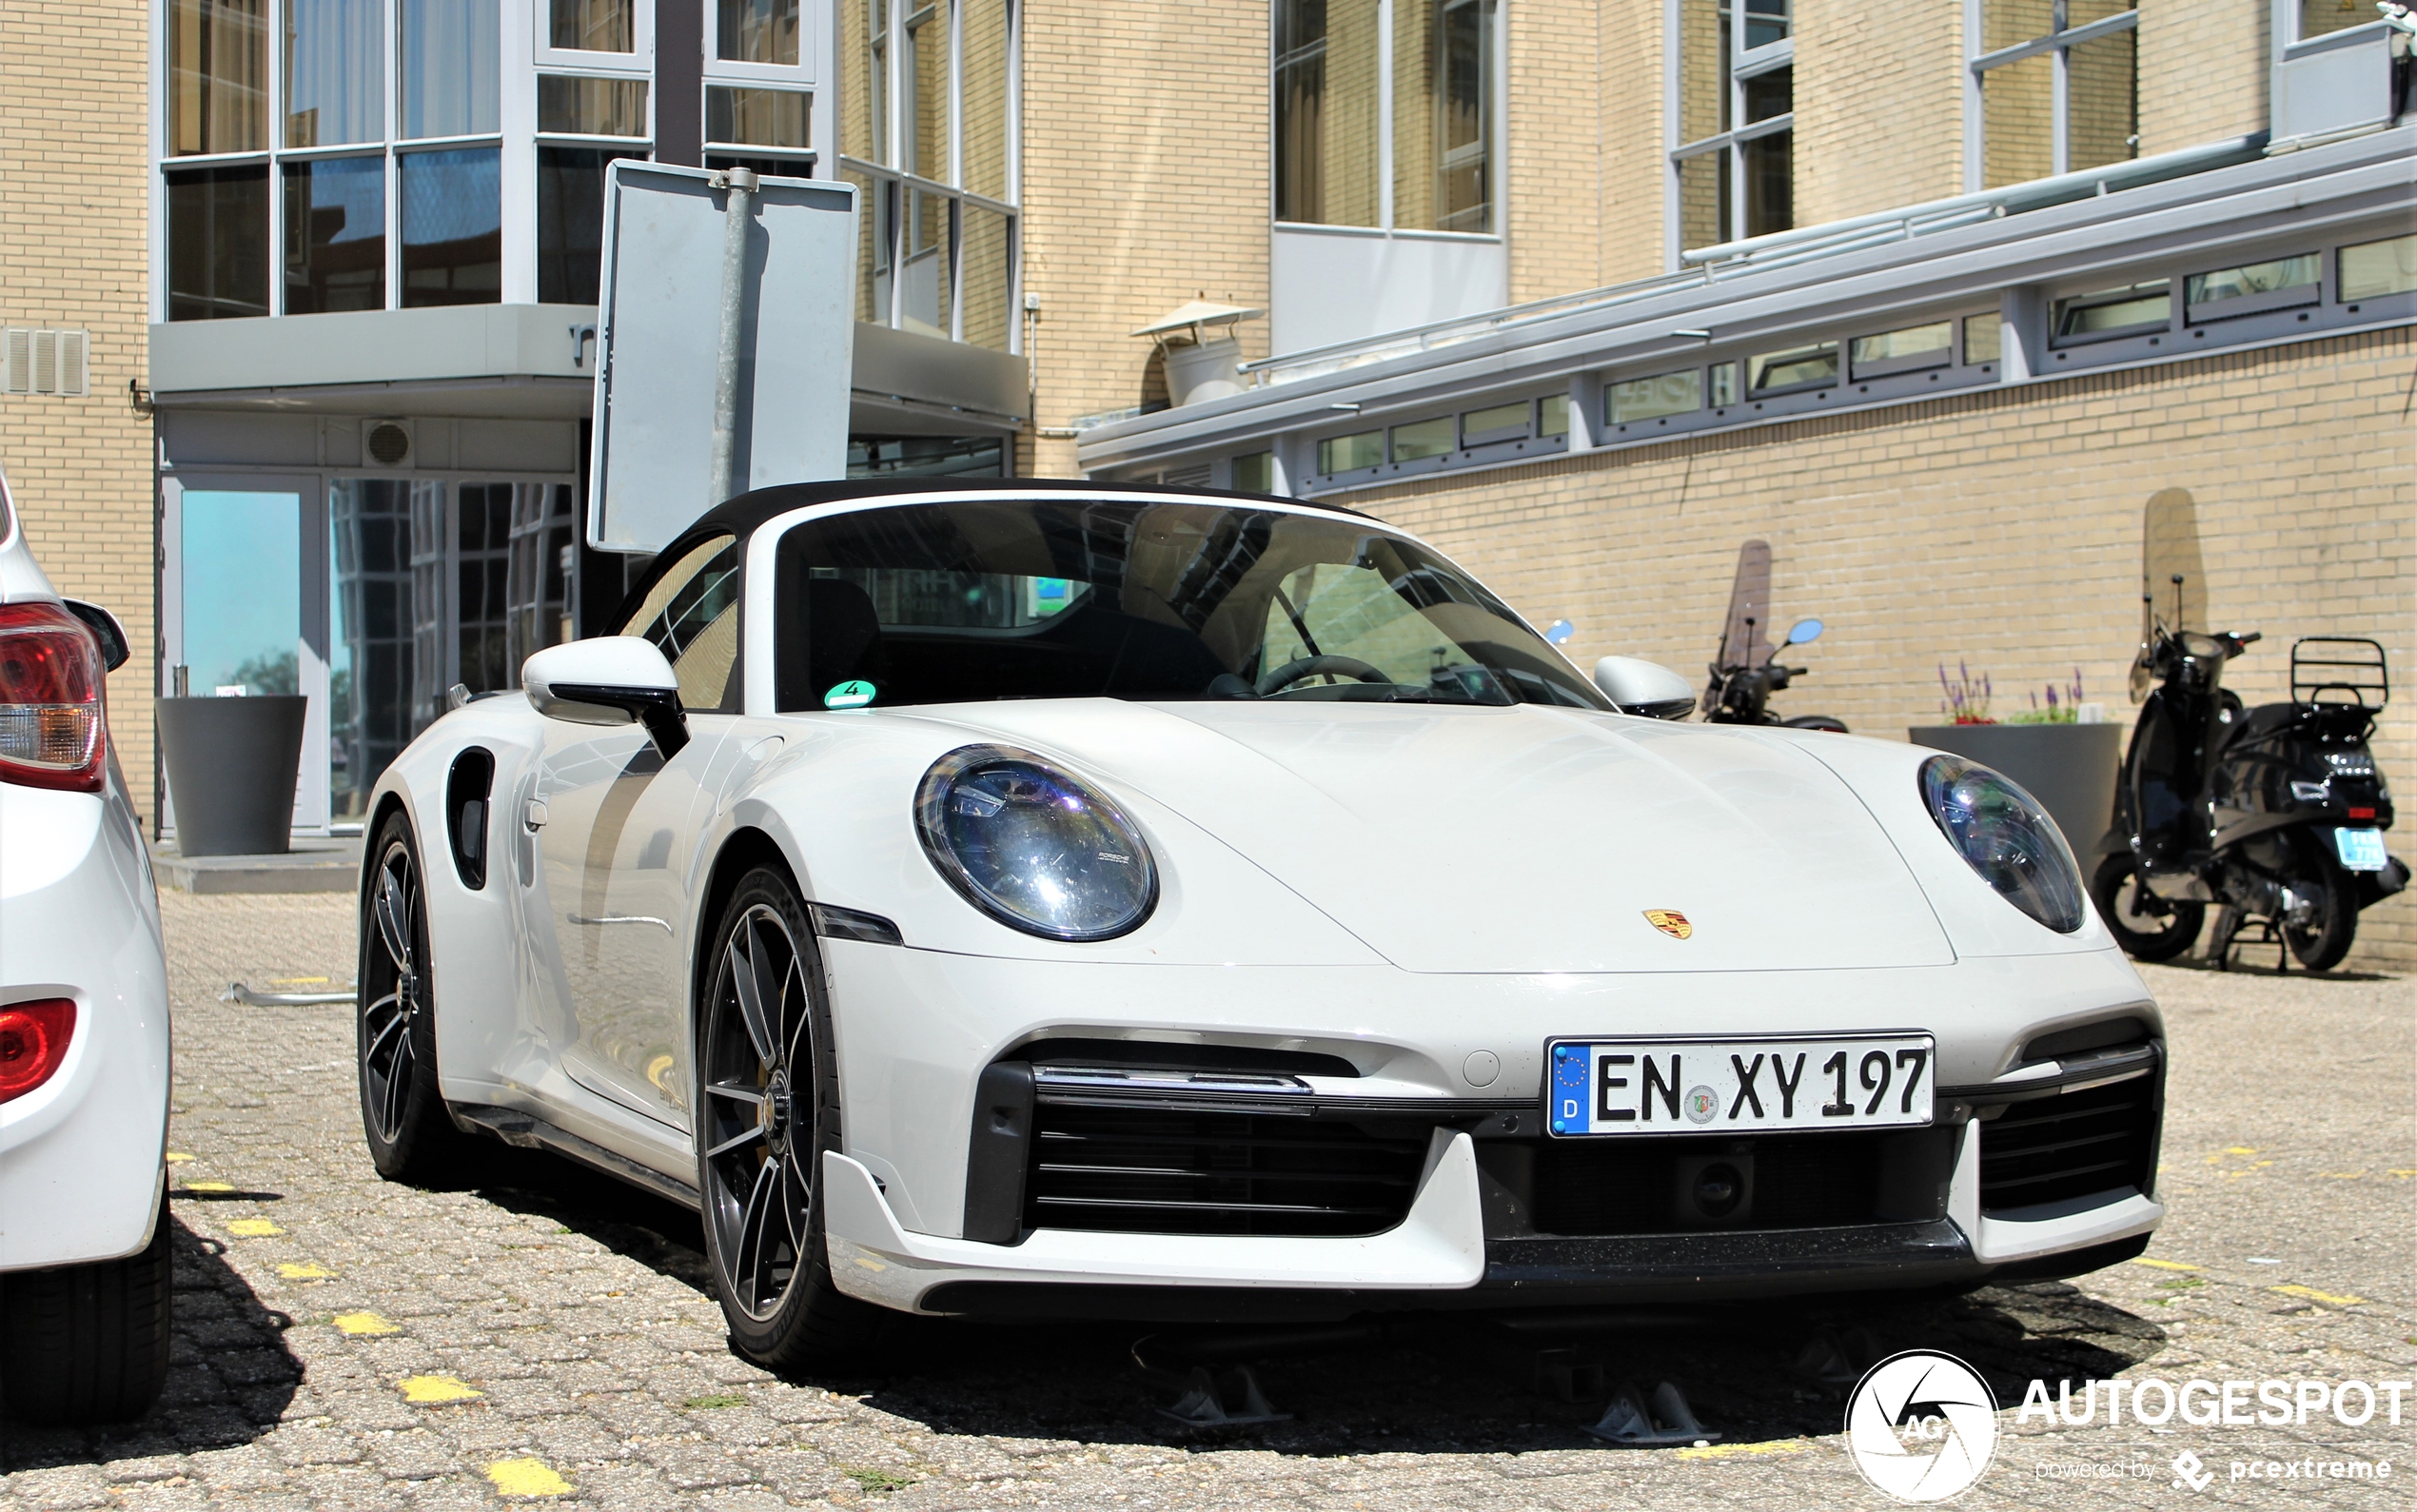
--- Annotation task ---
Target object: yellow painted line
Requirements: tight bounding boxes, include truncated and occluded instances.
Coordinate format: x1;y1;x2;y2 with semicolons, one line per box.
2271;1285;2365;1307
2132;1258;2201;1272
268;975;331;987
2316;1171;2368;1179
1678;1440;1803;1461
333;1311;399;1336
278;1263;335;1281
2389;1169;2417;1179
2225;1147;2258;1154
182;1180;236;1193
226;1219;285;1237
165;1151;195;1164
485;1459;573;1498
399;1375;482;1404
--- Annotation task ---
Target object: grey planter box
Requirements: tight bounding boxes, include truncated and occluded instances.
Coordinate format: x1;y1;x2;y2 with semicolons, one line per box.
1908;722;2126;857
156;696;308;857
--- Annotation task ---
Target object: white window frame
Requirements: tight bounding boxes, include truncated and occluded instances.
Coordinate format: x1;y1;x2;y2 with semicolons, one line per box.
531;0;656;73
1664;0;1796;264
701;0;825;167
1961;2;2140;193
1268;0;1508;241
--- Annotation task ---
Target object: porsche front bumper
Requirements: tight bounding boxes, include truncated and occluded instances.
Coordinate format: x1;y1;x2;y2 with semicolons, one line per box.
820;941;2166;1319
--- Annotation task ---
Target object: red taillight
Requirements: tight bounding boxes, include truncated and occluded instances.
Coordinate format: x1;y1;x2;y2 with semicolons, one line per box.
2348;807;2376;820
0;601;106;793
0;997;75;1102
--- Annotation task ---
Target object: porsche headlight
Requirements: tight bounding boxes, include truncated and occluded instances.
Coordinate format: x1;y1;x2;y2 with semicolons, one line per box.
1920;755;2086;933
915;745;1158;941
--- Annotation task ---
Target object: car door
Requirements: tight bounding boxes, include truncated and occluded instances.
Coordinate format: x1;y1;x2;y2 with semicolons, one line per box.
526;534;741;1129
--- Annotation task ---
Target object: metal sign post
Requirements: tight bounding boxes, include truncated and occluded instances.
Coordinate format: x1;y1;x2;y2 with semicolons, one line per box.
588;161;856;555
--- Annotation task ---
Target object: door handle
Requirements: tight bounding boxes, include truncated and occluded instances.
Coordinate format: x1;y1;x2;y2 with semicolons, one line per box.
524;798;549;831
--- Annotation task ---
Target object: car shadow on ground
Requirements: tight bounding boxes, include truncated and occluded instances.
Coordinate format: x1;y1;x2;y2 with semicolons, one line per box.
482;1149;2171;1457
0;1214;301;1470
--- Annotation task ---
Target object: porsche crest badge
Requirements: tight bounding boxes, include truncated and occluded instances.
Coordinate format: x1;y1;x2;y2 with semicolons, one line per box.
1643;909;1694;939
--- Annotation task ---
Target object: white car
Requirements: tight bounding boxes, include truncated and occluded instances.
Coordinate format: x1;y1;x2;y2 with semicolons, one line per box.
364;480;2165;1370
0;469;173;1422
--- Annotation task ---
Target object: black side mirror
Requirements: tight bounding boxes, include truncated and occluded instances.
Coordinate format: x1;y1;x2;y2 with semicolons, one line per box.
62;599;130;672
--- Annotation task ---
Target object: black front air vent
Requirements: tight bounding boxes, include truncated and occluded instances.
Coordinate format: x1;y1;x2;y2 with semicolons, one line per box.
1014;1037;1361;1079
1978;1076;2157;1214
1023;1104;1426;1237
445;748;496;890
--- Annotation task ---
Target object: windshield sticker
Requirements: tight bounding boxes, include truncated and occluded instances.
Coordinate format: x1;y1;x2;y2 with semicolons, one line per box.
824;680;876;710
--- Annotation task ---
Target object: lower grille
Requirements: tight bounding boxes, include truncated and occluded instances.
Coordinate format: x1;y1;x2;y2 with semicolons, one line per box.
1023;1104;1428;1237
1533;1133;1888;1236
1978;1076;2156;1214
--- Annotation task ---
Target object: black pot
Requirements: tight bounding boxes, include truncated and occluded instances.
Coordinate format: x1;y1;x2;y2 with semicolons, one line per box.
1908;722;2126;856
156;696;309;856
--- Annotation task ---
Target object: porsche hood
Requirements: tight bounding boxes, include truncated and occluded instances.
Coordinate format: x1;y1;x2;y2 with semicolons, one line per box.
918;700;1955;973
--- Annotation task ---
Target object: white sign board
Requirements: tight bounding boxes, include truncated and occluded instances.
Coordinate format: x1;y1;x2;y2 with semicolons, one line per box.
589;162;857;554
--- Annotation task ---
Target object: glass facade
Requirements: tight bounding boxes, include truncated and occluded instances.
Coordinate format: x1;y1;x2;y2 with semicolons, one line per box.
1673;0;1793;251
400;147;501;305
401;0;501;138
168;166;272;319
283;155;385;312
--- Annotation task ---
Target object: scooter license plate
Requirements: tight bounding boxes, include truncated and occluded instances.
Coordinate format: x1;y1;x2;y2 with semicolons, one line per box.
1544;1034;1934;1137
2334;827;2388;872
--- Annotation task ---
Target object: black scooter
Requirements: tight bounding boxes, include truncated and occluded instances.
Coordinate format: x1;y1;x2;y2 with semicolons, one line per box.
1701;539;1849;731
2092;587;2407;970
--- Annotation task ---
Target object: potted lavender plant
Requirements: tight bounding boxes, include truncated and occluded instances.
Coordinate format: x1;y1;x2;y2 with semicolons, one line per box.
1910;667;2126;855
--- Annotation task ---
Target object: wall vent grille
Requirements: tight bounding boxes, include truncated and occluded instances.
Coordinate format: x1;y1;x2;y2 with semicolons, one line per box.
3;328;89;396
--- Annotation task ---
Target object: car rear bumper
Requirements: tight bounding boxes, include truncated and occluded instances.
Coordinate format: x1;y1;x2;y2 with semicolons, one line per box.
0;782;170;1270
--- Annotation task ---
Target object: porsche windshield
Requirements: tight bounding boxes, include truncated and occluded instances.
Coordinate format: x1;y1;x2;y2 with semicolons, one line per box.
771;498;1608;712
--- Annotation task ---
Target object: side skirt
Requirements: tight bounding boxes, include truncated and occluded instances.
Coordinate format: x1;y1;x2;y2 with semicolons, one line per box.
452;1103;703;1211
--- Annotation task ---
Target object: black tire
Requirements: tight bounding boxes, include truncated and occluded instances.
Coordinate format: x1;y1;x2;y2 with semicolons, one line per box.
2090;854;2204;963
695;869;881;1372
2283;839;2357;972
358;812;470;1181
1;1188;173;1424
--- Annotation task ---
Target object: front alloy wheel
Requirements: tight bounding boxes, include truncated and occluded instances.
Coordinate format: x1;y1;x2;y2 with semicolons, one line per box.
697;870;877;1368
357;814;466;1180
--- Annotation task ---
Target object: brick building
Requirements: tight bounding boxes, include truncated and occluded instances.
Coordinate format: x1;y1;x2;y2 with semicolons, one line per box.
4;1;2409;961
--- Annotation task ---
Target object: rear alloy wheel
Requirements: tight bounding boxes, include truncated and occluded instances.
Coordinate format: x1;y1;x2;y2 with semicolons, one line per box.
0;1182;172;1424
2089;854;2204;963
697;870;879;1371
2281;839;2356;972
357;814;468;1180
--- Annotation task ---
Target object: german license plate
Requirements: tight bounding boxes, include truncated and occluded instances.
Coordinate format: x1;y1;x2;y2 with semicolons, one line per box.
2335;827;2388;872
1545;1034;1935;1137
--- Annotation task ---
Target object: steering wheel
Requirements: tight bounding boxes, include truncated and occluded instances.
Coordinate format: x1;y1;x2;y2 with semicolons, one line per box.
1255;655;1394;697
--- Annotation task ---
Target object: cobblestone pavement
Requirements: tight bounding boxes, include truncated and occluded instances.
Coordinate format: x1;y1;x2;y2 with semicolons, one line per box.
3;892;2410;1509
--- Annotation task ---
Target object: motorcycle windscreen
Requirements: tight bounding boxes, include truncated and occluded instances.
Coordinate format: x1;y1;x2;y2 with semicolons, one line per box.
2136;487;2208;699
1718;538;1774;670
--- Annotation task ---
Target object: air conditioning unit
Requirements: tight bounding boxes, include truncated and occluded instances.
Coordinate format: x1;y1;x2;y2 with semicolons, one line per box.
363;418;414;467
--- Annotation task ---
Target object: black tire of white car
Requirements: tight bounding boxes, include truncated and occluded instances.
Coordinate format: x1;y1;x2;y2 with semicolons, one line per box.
0;1179;173;1424
357;812;470;1181
696;869;881;1372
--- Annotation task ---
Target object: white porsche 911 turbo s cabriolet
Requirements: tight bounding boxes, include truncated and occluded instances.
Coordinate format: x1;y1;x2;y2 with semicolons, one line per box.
360;479;2165;1370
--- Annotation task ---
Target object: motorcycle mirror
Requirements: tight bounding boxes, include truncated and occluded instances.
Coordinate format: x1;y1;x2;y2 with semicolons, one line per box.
1543;619;1576;646
1784;618;1824;646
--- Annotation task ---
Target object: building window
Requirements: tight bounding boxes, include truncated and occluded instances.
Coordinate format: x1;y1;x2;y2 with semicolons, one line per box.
1967;3;2137;192
720;0;800;63
537;146;639;303
1671;0;1793;255
283;155;386;312
538;73;650;135
708;87;810;148
551;0;636;53
841;0;1020;351
285;0;382;146
169;0;269;156
400;147;501;305
167;165;272;320
400;0;501;139
1232;451;1277;491
1273;0;1495;233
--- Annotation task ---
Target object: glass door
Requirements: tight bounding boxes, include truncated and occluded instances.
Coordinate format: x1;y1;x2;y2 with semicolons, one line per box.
162;476;330;835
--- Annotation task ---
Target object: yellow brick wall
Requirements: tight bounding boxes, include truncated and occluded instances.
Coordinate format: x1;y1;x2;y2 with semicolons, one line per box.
1018;0;1275;478
1353;325;2417;969
1504;0;1603;302
1795;0;1964;224
2137;0;2269;156
0;1;156;823
1595;0;1668;285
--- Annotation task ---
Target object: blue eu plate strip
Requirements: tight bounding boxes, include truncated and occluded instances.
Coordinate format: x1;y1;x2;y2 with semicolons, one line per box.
1550;1044;1590;1135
